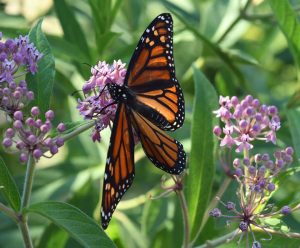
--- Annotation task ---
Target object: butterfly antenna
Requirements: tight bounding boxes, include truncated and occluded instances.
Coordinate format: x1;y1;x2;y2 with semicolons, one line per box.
82;62;101;74
99;101;116;114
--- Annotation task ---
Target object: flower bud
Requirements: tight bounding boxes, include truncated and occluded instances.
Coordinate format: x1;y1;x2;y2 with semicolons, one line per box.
40;124;50;133
235;168;243;177
33;149;42;159
248;165;256;175
13;111;23;120
252;241;261;248
286;147;294;156
55;137;64;147
57;123;66;132
13;120;22;129
267;183;275;192
45;110;55;120
27;135;37;145
243;158;250;166
261;153;269;161
268;106;278;115
213;126;222;136
226;202;235;211
252;99;260;108
209;208;222;218
27;91;34;100
254;154;262;163
50;145;58;155
233;158;240;167
35;119;42;128
20;153;28;163
2;138;12;148
16;141;25;149
44;138;53;147
230;96;239;106
31;106;40;116
239;221;248;232
5;128;14;138
281;206;291;215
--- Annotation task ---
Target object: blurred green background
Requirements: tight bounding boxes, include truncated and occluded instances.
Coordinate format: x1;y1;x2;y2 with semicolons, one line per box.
0;0;300;247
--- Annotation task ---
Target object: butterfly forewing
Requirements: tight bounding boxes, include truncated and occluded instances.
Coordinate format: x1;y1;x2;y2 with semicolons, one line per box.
131;110;186;175
101;104;135;229
125;13;185;131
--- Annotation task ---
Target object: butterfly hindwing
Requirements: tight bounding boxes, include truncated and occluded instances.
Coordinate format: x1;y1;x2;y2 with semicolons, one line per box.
101;103;135;229
131;110;186;175
125;13;185;131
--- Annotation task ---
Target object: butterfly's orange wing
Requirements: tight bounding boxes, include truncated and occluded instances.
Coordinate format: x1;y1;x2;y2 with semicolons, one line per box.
131;110;186;174
101;103;135;229
125;13;184;131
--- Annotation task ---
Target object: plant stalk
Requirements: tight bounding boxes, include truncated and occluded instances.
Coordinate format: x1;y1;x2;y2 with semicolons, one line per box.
217;0;252;43
61;120;95;142
21;155;35;209
195;230;239;248
0;202;18;222
18;218;33;248
177;189;190;248
18;155;35;248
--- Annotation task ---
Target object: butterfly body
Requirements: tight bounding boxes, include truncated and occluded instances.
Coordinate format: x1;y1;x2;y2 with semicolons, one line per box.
101;13;186;229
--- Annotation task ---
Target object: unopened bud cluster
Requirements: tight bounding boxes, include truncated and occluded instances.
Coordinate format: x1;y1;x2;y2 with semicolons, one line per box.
2;107;65;163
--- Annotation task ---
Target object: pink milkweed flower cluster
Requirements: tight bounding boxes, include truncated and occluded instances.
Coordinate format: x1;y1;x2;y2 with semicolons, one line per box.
213;95;281;153
0;32;65;163
77;60;127;142
211;95;299;247
210;147;297;247
2;107;66;163
0;33;42;83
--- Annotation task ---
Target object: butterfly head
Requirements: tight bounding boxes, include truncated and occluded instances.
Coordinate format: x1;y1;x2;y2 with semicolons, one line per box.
107;83;130;103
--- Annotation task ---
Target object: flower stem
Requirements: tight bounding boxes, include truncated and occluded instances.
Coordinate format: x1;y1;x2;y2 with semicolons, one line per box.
61;120;95;142
217;0;252;43
18;218;33;248
176;188;190;248
21;155;35;209
195;230;239;248
19;155;35;248
0;202;18;222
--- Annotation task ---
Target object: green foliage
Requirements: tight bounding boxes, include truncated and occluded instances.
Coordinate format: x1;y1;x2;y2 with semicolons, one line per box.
26;19;55;116
26;202;115;248
287;107;300;159
186;67;218;238
269;0;300;70
0;157;21;211
0;0;300;247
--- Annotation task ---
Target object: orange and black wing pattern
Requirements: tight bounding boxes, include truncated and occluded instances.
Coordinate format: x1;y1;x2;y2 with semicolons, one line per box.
125;13;184;131
131;110;186;175
101;104;135;229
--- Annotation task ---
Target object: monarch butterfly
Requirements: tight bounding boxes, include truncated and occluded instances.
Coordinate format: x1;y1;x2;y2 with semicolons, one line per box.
101;13;186;229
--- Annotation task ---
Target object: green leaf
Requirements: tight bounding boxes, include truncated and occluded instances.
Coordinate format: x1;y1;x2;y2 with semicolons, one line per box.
286;107;300;160
37;224;69;248
225;49;259;66
172;10;246;88
26;19;55;116
53;0;90;60
26;201;116;248
186;67;218;238
88;0;122;55
0;157;21;211
47;35;90;63
268;0;300;70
